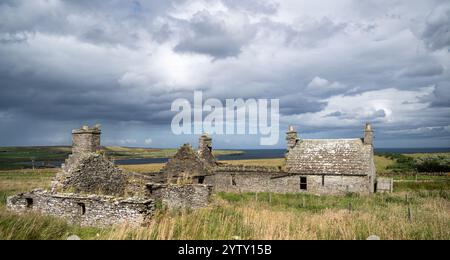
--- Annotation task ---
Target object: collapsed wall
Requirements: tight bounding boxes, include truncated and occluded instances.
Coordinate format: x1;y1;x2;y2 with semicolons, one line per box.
160;143;213;183
7;125;155;227
7;125;213;228
7;189;154;227
52;152;128;196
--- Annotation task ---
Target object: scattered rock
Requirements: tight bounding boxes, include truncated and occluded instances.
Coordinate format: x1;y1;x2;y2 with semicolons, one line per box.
67;235;81;240
367;235;381;240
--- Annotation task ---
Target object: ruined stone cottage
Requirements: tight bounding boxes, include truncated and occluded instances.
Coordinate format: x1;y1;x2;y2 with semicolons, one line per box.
162;123;392;195
7;125;212;227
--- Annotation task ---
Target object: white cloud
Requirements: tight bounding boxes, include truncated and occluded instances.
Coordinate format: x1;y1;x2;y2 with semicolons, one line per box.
144;138;153;145
306;76;347;96
285;87;436;128
119;139;137;146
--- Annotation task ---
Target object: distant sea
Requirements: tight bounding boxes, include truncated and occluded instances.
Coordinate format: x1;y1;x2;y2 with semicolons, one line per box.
115;147;450;165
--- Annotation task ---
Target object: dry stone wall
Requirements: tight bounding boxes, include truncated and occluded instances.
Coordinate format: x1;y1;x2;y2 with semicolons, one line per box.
208;164;373;195
376;178;394;193
147;183;212;209
7;189;154;227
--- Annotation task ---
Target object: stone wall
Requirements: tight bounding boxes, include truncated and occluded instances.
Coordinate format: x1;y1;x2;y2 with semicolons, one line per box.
304;175;372;195
147;183;212;209
7;189;154;227
207;165;373;195
376;178;394;193
53;153;128;196
206;172;299;193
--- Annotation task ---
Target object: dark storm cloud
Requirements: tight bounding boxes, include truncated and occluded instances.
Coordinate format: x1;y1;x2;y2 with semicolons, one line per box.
422;83;450;108
174;11;255;59
0;0;449;148
421;3;450;52
400;62;444;78
278;93;326;116
0;70;176;125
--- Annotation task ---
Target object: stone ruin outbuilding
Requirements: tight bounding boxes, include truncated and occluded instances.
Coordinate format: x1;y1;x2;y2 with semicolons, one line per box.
161;124;393;195
7;125;212;227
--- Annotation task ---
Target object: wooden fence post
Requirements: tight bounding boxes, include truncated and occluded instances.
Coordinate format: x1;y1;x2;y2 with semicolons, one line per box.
408;206;413;222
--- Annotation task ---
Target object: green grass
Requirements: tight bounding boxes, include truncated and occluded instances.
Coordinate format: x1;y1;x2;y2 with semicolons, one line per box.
377;153;450;173
394;181;450;192
374;155;395;173
0;169;57;206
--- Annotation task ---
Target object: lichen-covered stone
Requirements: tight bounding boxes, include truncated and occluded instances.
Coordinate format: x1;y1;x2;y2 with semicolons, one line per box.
147;184;212;209
7;125;213;228
161;144;213;182
52;153;127;196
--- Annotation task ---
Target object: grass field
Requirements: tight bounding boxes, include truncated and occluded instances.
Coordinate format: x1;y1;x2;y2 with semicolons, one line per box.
0;153;449;240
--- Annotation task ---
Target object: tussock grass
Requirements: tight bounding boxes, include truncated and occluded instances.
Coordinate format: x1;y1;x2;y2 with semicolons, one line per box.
100;192;449;240
0;169;57;206
0;192;448;240
0;164;448;240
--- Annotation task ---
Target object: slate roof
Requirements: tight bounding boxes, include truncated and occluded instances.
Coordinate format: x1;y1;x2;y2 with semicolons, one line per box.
286;138;374;176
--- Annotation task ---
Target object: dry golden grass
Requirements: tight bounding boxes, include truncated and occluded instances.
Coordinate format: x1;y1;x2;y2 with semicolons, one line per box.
374;155;395;173
118;159;285;173
119;163;165;173
0;169;57;195
99;194;450;240
1;162;449;240
119;156;394;174
221;158;285;168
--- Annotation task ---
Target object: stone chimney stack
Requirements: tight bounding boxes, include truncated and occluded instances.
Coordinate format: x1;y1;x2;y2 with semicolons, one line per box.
364;123;374;145
198;133;216;166
286;125;298;151
71;124;101;155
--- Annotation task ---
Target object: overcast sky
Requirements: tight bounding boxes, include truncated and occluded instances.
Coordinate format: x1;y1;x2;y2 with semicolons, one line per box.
0;0;449;149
